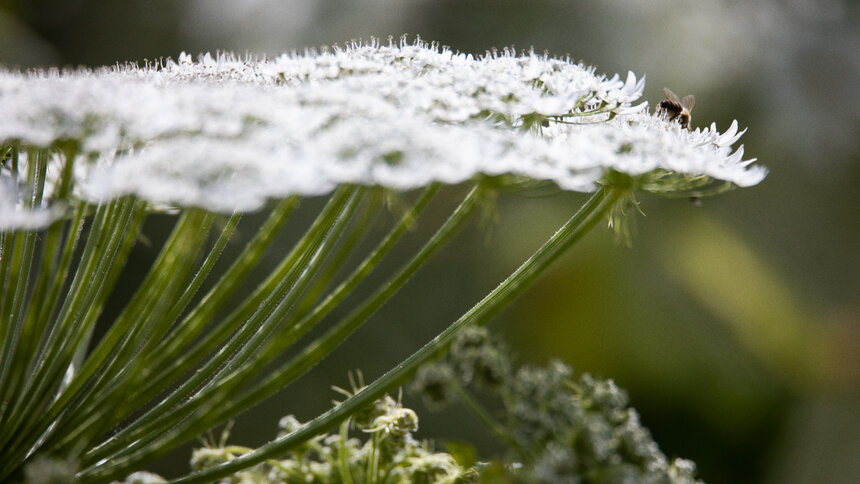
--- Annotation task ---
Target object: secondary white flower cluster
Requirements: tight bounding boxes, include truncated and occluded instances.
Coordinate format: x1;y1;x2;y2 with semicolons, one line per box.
0;38;766;229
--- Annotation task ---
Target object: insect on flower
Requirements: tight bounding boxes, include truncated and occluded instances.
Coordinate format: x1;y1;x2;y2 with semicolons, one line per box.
657;87;695;130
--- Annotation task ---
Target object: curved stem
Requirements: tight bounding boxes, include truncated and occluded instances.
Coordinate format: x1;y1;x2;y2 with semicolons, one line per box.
0;147;47;412
338;419;354;484
0;197;145;479
36;213;241;456
79;184;473;482
165;187;619;484
81;188;363;467
108;197;298;410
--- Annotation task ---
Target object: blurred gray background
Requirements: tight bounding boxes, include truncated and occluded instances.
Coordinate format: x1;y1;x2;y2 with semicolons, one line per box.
2;1;859;482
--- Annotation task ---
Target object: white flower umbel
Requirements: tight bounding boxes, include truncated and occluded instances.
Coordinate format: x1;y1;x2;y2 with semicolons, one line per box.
0;38;764;484
0;38;765;229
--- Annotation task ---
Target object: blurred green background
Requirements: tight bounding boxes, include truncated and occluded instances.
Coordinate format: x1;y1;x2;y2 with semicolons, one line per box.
2;1;858;482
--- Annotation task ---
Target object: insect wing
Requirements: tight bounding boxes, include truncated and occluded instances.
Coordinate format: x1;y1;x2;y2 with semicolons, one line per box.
662;87;681;104
681;94;695;112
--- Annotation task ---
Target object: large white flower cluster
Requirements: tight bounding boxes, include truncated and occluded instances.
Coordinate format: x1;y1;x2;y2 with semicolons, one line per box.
0;38;766;229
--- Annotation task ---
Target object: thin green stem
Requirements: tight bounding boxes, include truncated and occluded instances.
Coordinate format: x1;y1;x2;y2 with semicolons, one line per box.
129;213;242;367
258;183;439;361
32;202;87;335
223;183;479;412
161;183;472;449
0;233;37;409
367;431;380;484
109;197;298;407
78;184;470;482
149;197;298;368
0;230;10;344
284;189;384;328
20;221;68;361
79;187;362;468
32;211;228;454
1;148;77;429
13;199;122;404
338;419;354;484
158;214;243;335
166;187;618;484
74;211;214;390
0;148;46;413
44;199;289;454
0;197;144;479
26;145;78;331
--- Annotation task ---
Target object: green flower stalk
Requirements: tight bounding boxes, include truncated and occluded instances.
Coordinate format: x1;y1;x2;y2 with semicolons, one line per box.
0;37;764;482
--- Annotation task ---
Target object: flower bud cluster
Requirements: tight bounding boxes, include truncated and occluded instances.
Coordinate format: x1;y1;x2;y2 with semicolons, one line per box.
136;393;478;484
412;328;704;483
